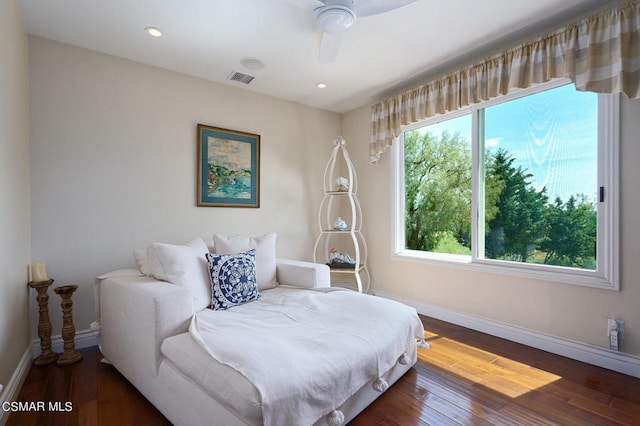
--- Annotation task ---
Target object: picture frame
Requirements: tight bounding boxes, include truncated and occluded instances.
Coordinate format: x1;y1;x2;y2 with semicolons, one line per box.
197;124;260;207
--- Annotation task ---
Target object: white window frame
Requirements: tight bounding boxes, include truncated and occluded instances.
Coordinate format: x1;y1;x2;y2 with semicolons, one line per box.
391;79;620;290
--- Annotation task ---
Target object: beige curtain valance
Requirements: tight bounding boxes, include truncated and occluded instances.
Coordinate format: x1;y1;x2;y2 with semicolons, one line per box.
370;0;640;164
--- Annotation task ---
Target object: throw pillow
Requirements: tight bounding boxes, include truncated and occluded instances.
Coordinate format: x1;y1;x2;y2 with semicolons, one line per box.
213;232;278;290
151;238;211;312
133;249;151;275
206;250;260;310
137;238;215;276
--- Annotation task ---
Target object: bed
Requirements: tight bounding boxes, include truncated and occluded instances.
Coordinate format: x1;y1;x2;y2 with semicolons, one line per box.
94;234;427;425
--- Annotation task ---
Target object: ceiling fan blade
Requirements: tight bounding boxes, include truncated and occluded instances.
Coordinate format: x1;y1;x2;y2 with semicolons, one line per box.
318;31;343;63
355;0;417;17
285;0;324;8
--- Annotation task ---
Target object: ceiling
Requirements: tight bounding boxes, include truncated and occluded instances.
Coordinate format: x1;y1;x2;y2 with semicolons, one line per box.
17;0;612;113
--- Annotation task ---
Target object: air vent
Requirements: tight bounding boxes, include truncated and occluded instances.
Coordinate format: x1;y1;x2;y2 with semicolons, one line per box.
227;70;255;85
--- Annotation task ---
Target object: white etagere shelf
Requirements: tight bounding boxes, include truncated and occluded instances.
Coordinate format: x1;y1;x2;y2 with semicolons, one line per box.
313;136;370;293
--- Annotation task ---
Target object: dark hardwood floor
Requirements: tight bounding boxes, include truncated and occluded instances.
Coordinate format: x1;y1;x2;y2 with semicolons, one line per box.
6;316;640;425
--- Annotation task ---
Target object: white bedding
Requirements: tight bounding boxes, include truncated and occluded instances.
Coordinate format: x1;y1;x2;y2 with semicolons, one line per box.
189;286;424;426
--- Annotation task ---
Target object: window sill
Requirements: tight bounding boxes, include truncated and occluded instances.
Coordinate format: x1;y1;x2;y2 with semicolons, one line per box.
393;250;618;291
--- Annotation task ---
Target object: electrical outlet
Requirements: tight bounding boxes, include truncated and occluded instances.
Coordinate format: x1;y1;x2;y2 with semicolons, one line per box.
608;319;625;350
610;329;619;350
608;319;625;340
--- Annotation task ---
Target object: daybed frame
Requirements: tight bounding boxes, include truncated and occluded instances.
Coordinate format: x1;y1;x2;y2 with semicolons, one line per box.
97;259;419;425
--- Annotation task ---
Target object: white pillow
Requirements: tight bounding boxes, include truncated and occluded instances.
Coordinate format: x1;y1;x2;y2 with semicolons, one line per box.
204;238;215;253
133;249;150;275
213;232;278;291
151;238;211;312
134;238;215;276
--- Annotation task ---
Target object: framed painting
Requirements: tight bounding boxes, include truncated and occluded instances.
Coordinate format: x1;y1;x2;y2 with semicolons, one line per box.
197;124;260;207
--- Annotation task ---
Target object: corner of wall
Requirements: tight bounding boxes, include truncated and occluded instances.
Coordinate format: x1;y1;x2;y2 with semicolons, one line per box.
0;0;33;410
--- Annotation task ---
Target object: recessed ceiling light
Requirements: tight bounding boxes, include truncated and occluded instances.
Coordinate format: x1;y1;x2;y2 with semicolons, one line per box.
240;57;265;70
145;27;162;37
316;82;327;89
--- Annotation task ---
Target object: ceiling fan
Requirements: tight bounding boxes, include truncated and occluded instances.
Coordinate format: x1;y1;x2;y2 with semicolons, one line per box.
310;0;417;63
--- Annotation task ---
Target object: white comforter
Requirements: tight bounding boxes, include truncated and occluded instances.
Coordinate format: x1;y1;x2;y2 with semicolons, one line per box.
189;286;424;426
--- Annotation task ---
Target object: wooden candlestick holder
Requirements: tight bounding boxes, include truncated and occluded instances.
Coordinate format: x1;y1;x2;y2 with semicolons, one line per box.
28;279;59;366
54;285;83;365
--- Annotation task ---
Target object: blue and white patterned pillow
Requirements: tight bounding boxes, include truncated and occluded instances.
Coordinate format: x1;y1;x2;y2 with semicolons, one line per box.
206;249;259;310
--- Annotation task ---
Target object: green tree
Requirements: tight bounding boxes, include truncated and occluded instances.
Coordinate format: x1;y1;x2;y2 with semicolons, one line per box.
404;130;472;252
485;149;548;262
406;139;595;268
539;195;597;268
483;150;505;235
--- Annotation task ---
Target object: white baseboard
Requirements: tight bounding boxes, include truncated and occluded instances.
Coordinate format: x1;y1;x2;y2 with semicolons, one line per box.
376;290;640;379
31;328;98;358
0;346;32;426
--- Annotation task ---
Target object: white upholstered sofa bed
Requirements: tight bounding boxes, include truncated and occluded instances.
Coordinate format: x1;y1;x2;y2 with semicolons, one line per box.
94;234;427;425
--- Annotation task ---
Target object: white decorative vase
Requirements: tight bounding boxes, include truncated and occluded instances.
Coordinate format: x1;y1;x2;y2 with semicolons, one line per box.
333;217;347;231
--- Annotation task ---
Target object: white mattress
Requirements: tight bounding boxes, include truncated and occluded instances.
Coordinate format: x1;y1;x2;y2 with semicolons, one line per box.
162;286;423;425
161;332;263;422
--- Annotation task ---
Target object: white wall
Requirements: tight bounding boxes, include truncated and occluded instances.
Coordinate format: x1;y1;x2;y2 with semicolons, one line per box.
28;37;341;338
24;21;640;374
342;96;640;357
0;0;31;403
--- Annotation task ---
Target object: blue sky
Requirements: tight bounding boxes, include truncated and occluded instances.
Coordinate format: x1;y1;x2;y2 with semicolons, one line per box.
486;84;598;203
423;84;598;203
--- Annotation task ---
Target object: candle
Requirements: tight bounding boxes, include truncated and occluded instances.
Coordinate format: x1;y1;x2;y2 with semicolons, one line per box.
31;262;49;282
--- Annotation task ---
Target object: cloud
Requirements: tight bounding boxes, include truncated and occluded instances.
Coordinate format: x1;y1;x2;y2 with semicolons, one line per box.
207;137;251;170
485;137;501;148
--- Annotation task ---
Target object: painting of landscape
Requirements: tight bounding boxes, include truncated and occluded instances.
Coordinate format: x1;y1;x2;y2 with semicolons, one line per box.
207;137;252;199
197;124;260;207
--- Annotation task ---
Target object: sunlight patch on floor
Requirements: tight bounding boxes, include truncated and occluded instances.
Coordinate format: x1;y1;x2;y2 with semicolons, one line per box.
417;333;562;398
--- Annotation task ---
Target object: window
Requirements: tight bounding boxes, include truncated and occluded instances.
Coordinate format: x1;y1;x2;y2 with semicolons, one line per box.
393;79;619;289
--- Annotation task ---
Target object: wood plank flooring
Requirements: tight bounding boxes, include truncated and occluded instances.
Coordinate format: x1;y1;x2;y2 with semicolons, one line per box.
6;316;640;425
